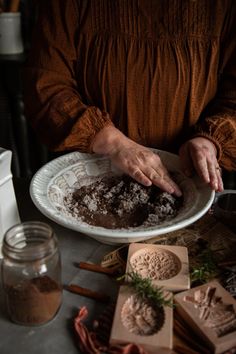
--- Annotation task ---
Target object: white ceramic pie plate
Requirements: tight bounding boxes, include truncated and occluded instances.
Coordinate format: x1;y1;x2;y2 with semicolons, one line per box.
30;150;215;244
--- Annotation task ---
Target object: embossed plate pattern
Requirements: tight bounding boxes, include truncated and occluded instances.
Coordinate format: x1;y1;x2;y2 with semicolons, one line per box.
30;150;215;244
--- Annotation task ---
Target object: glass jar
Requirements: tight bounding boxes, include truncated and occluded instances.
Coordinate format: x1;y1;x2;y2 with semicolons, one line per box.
1;221;62;326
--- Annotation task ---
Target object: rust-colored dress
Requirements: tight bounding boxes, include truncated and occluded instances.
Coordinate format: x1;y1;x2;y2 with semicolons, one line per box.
23;0;236;170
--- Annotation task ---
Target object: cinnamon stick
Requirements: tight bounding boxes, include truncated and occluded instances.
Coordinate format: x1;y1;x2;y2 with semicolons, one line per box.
75;261;118;275
64;284;110;303
218;260;236;267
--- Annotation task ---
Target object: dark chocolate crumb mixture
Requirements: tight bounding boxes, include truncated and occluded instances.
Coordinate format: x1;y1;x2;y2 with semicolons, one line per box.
63;175;183;229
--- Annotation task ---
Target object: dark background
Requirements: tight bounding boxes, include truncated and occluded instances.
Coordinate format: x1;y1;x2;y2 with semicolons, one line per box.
0;0;235;187
0;0;53;178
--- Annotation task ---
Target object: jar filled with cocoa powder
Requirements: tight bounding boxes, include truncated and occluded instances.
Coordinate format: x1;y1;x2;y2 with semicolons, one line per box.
1;221;62;326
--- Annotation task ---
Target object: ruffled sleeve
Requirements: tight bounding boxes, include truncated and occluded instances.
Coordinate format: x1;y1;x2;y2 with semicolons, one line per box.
192;2;236;170
23;0;113;153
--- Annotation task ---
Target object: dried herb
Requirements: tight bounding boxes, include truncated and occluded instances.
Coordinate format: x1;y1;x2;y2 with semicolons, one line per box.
117;271;173;308
190;248;219;285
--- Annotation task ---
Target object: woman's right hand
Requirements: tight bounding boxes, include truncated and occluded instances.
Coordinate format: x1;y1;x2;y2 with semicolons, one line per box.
91;125;182;196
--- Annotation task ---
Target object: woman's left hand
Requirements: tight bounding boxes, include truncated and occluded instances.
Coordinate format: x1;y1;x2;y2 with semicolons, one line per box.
179;137;224;192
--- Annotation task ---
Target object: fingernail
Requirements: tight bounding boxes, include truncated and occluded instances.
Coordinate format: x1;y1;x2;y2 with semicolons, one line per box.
175;189;182;197
144;180;152;187
168;187;175;194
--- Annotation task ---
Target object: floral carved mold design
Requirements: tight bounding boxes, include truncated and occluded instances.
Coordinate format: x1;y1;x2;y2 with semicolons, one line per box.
121;294;165;336
130;248;181;281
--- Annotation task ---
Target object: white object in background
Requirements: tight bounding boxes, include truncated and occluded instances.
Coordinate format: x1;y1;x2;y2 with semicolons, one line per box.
0;148;20;258
0;12;24;54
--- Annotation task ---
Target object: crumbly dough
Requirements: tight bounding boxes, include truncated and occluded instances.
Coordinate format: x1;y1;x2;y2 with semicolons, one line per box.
63;175;183;229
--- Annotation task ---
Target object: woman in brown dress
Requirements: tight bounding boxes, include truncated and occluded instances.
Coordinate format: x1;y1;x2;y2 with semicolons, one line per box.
23;0;236;195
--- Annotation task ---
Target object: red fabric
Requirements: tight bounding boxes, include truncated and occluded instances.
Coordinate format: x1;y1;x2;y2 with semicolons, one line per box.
74;306;148;354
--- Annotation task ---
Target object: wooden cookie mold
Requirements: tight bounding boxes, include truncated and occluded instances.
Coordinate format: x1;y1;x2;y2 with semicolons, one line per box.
110;285;173;353
174;280;236;353
126;243;190;292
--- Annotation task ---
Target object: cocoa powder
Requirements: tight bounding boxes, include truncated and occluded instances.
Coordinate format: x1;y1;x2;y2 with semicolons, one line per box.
5;276;62;325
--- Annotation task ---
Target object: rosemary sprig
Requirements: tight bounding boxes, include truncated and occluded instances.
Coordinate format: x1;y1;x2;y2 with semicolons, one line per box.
117;271;173;308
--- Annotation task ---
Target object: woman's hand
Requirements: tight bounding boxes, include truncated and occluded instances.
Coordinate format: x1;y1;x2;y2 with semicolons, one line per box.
92;125;182;196
179;137;224;192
